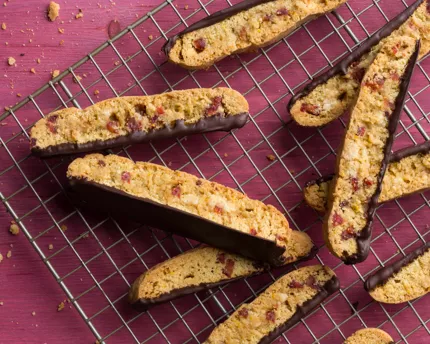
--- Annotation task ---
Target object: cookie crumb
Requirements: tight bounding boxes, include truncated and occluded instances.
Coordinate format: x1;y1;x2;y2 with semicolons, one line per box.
75;11;84;20
36;58;41;64
6;250;12;259
0;301;3;306
60;224;67;232
224;153;228;157
148;35;153;40
59;39;64;46
266;154;276;162
57;302;65;312
114;60;120;66
48;244;54;250
48;1;60;22
52;70;60;79
94;90;99;95
1;22;6;30
58;28;64;34
0;253;3;263
7;57;16;66
9;223;20;235
73;75;82;83
30;68;36;74
184;5;189;9
31;311;36;316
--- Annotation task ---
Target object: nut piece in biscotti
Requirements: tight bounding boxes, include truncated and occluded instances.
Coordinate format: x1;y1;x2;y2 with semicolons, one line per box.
324;36;419;264
364;242;430;304
164;0;347;69
344;328;394;344
304;142;430;212
129;231;316;309
67;154;291;265
289;0;430;127
30;88;249;157
204;265;339;344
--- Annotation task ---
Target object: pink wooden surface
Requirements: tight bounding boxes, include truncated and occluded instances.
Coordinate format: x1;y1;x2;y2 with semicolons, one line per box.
0;0;429;343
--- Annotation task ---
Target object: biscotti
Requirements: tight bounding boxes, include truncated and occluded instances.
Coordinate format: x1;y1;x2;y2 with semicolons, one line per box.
163;0;347;69
30;88;249;157
304;142;430;212
204;265;339;344
324;37;419;264
67;154;291;265
129;231;316;309
344;328;394;344
364;242;430;303
288;0;429;126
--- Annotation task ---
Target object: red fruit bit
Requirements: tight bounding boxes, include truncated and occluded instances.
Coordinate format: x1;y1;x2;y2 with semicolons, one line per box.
196;180;202;186
205;96;223;117
98;160;106;167
47;115;58;123
216;252;226;264
351;177;359;192
239;27;247;40
300;103;320;116
305;276;320;290
276;234;286;242
364;77;385;91
193;38;206;52
341;226;356;240
222;259;235;277
384;99;395;111
265;310;276;323
356;126;366;137
171;185;181;198
214;205;224;214
46;122;57;134
276;8;289;16
391;72;400;81
363;178;373;187
332;212;344;226
121;171;131;183
263;14;273;22
156;106;164;115
289;280;304;288
238;308;249;318
107;120;119;134
250;228;257;236
126;117;141;132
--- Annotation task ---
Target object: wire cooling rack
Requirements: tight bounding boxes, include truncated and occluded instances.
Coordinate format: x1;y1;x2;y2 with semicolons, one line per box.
0;0;429;343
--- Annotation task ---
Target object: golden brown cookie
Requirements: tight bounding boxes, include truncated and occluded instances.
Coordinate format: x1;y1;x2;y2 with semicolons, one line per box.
344;328;394;344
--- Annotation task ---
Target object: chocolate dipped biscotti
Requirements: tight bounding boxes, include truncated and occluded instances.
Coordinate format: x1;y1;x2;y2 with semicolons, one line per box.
163;0;347;69
204;265;339;343
30;88;249;157
67;154;291;265
324;37;419;264
344;328;394;344
129;231;316;310
364;242;430;303
288;0;429;126
304;142;430;212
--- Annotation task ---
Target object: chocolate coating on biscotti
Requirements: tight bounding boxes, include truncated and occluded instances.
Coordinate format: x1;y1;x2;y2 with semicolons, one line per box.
287;0;424;113
68;178;286;266
259;275;340;344
163;0;275;56
132;245;318;311
364;242;430;292
389;140;430;163
32;113;248;158
344;40;420;265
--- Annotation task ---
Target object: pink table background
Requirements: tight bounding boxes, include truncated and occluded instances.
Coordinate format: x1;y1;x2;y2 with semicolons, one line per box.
0;0;429;343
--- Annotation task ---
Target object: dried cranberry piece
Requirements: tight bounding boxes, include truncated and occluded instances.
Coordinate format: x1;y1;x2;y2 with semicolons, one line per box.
98;160;106;167
356;126;366;136
263;14;273;22
266;310;276;322
121;171;131;183
196;180;202;186
300;103;320;116
305;276;320;290
156;106;164;115
214;205;223;214
364;76;385;91
276;8;289;15
391;72;400;81
222;259;235;277
171;185;181;198
239;27;247;41
276;234;286;242
351;177;359;192
126;117;141;132
392;43;400;55
205;96;223;117
238;308;249;318
250;228;257;236
47;115;58;123
289;280;304;288
216;252;226;264
46;122;57;134
107;120;119;134
193;38;206;52
363;178;373;187
332;212;344;226
341;226;356;240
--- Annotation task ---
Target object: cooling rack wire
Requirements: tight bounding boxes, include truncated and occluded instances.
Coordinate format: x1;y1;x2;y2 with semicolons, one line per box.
0;0;429;343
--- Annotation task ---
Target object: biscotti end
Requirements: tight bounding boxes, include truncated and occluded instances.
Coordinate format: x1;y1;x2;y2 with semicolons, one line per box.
324;36;419;264
365;243;430;303
344;328;394;344
204;265;339;343
303;176;333;213
30;88;249;157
